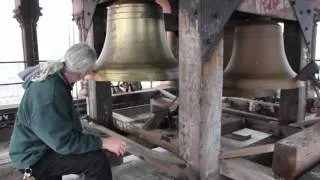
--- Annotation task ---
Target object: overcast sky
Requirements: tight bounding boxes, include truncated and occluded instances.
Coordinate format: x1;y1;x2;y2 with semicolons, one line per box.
0;0;78;62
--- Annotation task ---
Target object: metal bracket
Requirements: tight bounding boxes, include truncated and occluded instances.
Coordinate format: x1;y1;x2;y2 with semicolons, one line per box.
290;0;318;55
201;0;243;62
84;0;99;33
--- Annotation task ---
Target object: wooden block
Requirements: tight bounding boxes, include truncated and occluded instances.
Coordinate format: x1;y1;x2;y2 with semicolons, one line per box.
272;122;320;180
219;144;274;159
220;158;275;180
221;128;271;150
221;114;246;135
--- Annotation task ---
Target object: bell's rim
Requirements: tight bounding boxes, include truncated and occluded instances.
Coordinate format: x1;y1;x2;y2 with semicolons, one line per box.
94;68;178;81
223;78;305;90
109;0;160;8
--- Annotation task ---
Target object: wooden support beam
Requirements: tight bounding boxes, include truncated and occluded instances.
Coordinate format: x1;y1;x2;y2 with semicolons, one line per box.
157;88;177;100
223;97;279;117
246;118;300;137
272;122;320;180
82;121;199;180
179;1;241;178
112;112;179;154
237;0;320;21
223;107;278;122
219;144;274;159
290;117;320;128
179;4;223;179
220;158;276;180
279;22;306;125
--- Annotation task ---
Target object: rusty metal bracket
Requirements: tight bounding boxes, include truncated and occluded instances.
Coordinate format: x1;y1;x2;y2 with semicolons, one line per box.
291;0;319;56
84;0;99;33
201;0;243;62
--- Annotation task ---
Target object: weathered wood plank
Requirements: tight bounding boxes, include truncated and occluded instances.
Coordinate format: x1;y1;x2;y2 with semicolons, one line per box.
179;1;244;179
237;0;295;20
112;112;179;154
83;121;199;179
290;117;320;128
272;122;320;180
223;107;278;122
223;97;279;117
219;144;274;159
220;158;276;180
179;2;222;179
246;118;300;137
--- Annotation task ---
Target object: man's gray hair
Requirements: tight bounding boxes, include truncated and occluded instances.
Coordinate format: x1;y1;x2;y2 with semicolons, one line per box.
32;43;97;81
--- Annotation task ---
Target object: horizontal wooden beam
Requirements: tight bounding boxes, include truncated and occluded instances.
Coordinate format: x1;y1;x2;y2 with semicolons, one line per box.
219;144;274;159
246;118;300;137
290;117;320;128
237;0;295;20
82;121;199;179
272;122;320;180
112;112;179;154
220;158;276;180
223;107;278;122
223;97;279;117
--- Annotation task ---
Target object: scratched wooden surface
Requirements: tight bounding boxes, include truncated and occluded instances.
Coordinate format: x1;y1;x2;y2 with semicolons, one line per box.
238;0;320;20
179;1;226;179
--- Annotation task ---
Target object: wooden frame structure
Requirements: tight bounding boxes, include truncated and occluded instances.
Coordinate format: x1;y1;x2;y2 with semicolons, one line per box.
7;0;320;179
70;0;320;179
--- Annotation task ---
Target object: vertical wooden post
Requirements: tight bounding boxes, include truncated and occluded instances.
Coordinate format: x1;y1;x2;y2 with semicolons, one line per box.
279;22;307;125
14;0;41;67
179;1;224;179
72;0;85;41
86;5;113;128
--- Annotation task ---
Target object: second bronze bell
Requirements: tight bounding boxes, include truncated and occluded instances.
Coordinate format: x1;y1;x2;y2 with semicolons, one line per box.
223;22;304;97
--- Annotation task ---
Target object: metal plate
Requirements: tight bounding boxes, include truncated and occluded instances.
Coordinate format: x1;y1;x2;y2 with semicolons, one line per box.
291;0;317;51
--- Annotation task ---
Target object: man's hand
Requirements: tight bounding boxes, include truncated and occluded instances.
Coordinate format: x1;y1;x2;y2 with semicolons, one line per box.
101;137;126;156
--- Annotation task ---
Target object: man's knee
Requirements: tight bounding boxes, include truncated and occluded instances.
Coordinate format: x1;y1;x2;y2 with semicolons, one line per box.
90;151;110;169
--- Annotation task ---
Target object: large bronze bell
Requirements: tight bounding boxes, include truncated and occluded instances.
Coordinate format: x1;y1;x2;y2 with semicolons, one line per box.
223;22;304;97
94;0;178;81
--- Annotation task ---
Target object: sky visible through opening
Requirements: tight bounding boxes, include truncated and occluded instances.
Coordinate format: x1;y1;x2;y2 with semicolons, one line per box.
0;0;78;106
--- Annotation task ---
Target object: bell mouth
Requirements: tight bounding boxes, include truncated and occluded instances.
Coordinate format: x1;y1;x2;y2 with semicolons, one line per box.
223;76;305;90
94;68;178;81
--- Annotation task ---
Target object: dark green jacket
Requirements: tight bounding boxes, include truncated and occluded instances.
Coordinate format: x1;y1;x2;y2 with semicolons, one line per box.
9;72;102;169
